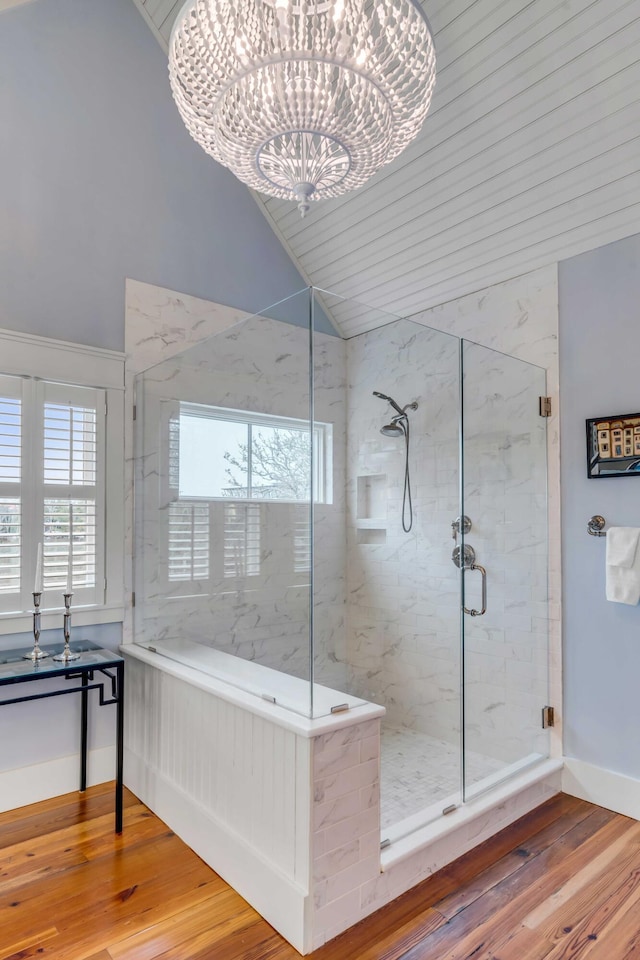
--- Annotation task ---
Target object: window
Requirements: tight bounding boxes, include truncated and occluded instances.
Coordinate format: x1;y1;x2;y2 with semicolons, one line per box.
0;381;22;599
175;403;331;504
161;402;329;589
0;377;105;612
42;384;102;597
0;330;124;628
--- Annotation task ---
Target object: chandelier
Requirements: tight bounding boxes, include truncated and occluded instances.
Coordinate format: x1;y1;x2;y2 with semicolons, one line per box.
169;1;436;217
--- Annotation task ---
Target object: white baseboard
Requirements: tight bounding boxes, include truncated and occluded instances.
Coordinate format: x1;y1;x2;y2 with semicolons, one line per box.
124;747;309;954
562;757;640;820
0;746;116;813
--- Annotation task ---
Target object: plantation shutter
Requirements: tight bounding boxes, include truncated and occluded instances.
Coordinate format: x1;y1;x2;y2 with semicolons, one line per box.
0;376;22;610
293;508;311;574
224;503;261;578
168;502;210;581
41;382;105;606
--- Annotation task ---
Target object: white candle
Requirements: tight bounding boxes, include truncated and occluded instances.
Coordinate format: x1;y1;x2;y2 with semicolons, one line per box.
34;542;42;594
66;542;73;595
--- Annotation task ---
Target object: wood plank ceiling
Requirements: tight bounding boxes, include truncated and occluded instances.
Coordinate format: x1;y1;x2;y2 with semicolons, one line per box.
133;0;640;337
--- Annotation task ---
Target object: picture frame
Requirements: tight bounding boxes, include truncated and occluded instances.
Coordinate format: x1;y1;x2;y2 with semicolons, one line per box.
586;412;640;478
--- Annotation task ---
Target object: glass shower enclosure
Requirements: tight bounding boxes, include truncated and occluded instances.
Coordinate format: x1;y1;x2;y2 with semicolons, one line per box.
133;285;550;837
460;342;549;805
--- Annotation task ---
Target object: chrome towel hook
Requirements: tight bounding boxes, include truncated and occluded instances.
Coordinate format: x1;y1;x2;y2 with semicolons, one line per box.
587;515;607;537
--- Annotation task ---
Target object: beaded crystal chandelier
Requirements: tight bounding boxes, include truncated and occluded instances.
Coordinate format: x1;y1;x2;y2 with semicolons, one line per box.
169;0;436;216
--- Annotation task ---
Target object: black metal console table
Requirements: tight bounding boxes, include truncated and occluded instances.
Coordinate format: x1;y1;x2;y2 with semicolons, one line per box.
0;640;124;833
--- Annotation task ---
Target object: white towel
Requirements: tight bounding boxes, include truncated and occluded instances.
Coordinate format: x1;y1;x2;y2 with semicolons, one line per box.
606;526;640;604
607;526;640;568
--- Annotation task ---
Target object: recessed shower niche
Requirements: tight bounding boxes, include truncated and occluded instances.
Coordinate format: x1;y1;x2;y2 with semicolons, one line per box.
356;473;387;521
355;473;387;543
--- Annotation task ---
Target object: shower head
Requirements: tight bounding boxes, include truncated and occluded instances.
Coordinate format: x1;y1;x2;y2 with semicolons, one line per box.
372;391;405;417
374;390;417;437
380;420;406;437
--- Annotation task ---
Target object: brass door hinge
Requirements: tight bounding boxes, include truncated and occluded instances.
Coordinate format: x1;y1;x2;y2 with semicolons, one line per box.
539;396;552;417
542;705;555;728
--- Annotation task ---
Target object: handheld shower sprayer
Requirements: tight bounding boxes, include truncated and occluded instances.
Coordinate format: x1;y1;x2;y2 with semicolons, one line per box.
372;390;418;533
372;391;405;417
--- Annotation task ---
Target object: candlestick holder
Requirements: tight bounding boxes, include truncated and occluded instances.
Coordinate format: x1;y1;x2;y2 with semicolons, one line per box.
23;592;49;661
53;593;80;662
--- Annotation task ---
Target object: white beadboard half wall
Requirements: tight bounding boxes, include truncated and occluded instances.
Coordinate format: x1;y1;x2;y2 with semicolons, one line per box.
123;646;385;954
123;645;562;953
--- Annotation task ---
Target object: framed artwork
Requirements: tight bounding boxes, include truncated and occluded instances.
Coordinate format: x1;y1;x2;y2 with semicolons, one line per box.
586;412;640;478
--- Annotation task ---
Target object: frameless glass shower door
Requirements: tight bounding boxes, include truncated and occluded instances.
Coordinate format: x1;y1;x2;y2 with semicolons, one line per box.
460;341;550;800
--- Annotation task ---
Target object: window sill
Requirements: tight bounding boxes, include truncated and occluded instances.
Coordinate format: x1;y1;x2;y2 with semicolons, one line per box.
0;605;125;635
146;584;311;604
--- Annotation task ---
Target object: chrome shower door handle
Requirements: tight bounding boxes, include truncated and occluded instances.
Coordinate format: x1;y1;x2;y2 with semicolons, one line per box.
463;563;487;617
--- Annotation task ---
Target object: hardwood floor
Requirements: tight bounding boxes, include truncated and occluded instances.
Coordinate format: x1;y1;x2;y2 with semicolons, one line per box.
0;785;638;959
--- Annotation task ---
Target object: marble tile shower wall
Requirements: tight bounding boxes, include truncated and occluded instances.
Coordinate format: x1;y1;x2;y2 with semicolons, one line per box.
340;321;463;742
136;313;348;689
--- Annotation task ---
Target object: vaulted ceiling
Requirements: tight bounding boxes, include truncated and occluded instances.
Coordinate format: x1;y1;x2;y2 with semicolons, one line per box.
136;0;640;336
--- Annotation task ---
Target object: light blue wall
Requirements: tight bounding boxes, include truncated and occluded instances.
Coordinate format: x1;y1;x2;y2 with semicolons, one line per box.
0;0;311;779
0;624;122;773
0;0;308;352
559;232;640;779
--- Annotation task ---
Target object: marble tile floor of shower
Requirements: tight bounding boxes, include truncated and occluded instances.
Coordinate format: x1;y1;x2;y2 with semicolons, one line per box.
380;725;504;831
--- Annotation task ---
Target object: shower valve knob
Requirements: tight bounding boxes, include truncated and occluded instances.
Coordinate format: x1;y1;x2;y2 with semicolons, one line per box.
452;544;476;569
451;515;472;542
